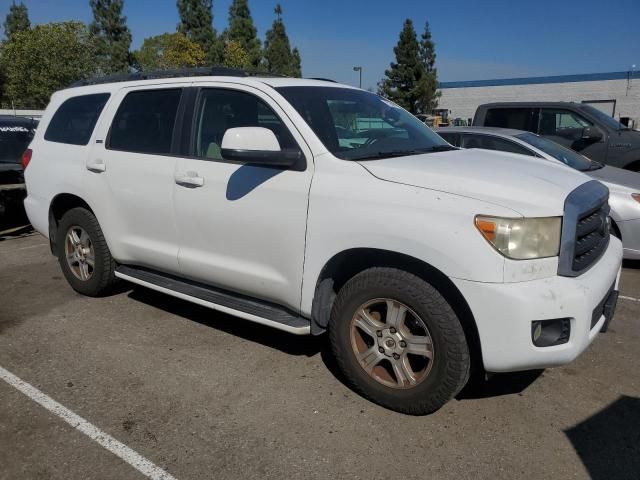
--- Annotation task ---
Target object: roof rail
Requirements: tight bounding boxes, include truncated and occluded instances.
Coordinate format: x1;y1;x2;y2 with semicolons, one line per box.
69;66;287;88
307;77;337;83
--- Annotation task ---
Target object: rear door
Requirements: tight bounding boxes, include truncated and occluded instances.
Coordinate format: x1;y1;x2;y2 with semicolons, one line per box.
172;83;314;311
84;85;188;274
538;108;607;162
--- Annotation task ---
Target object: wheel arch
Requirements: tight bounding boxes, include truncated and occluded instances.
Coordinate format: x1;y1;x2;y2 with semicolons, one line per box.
48;193;95;255
623;159;640;172
311;248;484;371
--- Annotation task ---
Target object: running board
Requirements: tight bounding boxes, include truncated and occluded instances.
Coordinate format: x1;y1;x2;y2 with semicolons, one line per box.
115;265;310;335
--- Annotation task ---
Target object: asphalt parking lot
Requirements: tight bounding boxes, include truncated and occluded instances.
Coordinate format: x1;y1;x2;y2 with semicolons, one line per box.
1;232;639;480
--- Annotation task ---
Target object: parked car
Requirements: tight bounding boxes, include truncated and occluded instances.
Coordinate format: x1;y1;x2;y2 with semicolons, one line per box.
0;115;38;224
23;68;622;414
473;102;640;171
437;126;640;260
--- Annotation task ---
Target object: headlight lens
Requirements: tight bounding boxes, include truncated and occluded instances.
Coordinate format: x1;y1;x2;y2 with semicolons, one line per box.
632;193;640;204
475;215;562;259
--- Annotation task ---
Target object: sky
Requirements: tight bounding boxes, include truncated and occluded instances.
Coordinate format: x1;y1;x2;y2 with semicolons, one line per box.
3;0;639;90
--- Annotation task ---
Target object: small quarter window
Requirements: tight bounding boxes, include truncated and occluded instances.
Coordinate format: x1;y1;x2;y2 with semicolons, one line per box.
108;89;182;155
44;93;110;145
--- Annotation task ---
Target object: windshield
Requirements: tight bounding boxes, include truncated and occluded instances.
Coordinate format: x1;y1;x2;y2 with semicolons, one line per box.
516;132;597;171
276;86;453;160
0;124;35;163
580;104;627;131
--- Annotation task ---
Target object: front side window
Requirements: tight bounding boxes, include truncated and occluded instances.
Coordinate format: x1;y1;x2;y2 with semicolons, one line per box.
461;134;535;156
108;89;182;155
193;88;298;160
438;132;461;147
539;109;591;136
484;108;538;133
276;86;452;161
45;93;110;145
516;132;596;171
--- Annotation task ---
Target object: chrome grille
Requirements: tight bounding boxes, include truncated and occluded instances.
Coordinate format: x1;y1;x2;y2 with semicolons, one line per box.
558;181;610;277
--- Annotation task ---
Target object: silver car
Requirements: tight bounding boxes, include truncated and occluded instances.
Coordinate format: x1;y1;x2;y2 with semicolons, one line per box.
437;126;640;260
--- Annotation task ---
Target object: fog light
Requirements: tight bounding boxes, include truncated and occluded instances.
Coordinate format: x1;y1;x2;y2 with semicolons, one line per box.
531;318;571;347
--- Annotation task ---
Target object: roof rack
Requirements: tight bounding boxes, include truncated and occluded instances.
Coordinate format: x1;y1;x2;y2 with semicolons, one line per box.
69;66;288;88
307;77;337;83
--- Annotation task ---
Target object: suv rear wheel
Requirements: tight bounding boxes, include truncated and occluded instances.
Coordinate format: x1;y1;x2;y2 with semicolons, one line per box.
329;267;470;415
56;207;117;296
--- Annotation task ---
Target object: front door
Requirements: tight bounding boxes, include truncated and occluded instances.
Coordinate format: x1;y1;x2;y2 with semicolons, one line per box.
173;84;314;311
538;108;608;162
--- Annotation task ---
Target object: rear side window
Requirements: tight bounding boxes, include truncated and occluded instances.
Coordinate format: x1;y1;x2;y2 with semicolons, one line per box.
461;134;536;156
484;108;538;133
108;89;182;155
44;93;110;145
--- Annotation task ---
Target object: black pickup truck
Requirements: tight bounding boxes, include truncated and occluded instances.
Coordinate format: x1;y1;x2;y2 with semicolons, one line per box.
473;102;640;171
0;115;37;226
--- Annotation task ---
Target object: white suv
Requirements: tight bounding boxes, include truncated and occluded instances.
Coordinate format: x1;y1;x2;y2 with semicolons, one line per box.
23;69;622;414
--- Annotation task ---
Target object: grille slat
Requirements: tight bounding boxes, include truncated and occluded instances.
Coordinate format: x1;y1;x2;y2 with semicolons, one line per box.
572;205;609;272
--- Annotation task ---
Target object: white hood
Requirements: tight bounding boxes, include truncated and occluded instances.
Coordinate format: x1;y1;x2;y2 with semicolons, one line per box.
359;148;592;217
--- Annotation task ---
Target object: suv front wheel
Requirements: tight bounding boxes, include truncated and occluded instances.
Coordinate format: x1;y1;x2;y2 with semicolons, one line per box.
329;267;470;415
56;207;117;297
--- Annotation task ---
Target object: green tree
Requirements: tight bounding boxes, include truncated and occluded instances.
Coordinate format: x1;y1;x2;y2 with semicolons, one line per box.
134;32;205;71
0;21;97;108
418;21;439;111
224;0;261;68
89;0;132;74
222;39;249;69
263;4;300;77
3;1;30;39
291;47;302;77
176;0;220;64
378;19;429;114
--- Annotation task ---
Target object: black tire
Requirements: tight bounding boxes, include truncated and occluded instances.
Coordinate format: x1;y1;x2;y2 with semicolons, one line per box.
329;267;470;415
56;207;117;297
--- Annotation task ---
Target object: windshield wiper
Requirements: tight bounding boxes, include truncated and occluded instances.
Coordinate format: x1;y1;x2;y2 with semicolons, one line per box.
351;145;457;161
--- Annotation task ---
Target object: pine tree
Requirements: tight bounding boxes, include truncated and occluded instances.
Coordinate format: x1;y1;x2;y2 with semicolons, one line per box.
263;4;300;77
89;0;132;74
225;0;261;68
418;21;440;111
378;19;428;114
291;47;302;77
176;0;220;64
3;1;30;39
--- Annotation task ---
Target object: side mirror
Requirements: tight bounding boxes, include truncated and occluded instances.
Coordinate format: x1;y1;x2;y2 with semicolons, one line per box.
582;126;603;142
221;127;301;167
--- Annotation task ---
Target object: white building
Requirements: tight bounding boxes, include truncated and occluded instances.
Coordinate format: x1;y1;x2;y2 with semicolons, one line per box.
439;71;640;128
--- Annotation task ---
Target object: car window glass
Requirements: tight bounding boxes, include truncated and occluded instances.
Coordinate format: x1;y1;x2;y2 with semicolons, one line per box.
484;108;537;133
539;109;592;135
45;93;110;145
194;89;298;160
438;132;460;146
0;122;36;163
277;86;449;161
462;133;535;156
108;89;182;155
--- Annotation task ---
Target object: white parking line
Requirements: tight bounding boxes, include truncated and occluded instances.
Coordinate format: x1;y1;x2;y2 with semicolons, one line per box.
620;295;640;303
0;366;177;480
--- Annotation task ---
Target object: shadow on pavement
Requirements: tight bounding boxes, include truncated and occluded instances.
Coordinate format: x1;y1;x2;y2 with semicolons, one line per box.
457;369;544;400
127;286;323;357
564;395;640;480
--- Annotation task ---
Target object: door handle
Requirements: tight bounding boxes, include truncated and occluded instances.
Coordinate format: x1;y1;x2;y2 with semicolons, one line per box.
175;171;204;188
87;158;106;173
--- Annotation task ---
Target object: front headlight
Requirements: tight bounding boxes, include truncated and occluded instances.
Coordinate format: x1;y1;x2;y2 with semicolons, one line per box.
475;215;562;260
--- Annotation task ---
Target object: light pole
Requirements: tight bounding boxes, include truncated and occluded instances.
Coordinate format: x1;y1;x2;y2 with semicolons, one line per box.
353;66;363;89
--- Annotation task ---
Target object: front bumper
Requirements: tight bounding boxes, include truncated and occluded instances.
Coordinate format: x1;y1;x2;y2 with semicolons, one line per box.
453;237;623;372
618;217;640;260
